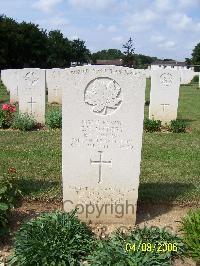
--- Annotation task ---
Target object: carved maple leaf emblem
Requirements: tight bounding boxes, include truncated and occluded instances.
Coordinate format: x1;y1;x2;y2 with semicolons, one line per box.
24;72;39;87
85;78;122;115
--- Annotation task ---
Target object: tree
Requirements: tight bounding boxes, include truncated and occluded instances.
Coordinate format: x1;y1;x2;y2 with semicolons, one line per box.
0;15;91;69
71;39;90;65
123;38;135;68
91;49;124;63
185;58;192;66
134;54;157;69
0;15;48;69
0;15;19;69
191;43;200;71
47;30;72;68
17;22;48;68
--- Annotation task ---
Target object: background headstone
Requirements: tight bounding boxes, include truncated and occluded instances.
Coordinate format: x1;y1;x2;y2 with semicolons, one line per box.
62;66;146;224
9;69;20;102
18;68;46;123
46;69;64;104
1;69;11;92
149;69;180;124
180;69;195;84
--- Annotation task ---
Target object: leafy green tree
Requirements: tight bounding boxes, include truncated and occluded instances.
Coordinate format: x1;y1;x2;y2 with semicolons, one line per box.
123;37;135;68
17;22;48;68
0;15;19;69
71;39;90;65
47;30;72;68
135;54;157;69
91;49;124;62
0;15;48;69
185;58;192;66
191;43;200;71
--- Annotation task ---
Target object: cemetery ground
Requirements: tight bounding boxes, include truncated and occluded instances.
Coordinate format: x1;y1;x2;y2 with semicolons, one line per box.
0;79;199;264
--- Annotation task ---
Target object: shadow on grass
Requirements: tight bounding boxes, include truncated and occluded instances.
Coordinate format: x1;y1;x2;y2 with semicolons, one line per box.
16;179;61;197
137;182;196;224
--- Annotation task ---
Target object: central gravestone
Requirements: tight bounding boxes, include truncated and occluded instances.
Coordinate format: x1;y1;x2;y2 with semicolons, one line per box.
62;66;146;224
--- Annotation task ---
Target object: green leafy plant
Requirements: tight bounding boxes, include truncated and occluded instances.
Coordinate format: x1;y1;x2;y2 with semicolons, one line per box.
46;108;62;129
180;209;200;263
0;103;16;128
191;75;199;83
9;211;94;265
145;100;150;106
12;113;37;131
170;119;187;133
144;118;162;132
0;174;21;238
87;227;186;266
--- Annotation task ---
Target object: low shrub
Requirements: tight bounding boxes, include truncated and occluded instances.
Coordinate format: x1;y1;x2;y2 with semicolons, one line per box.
12;113;36;131
87;227;185;266
191;75;199;83
46;108;62;129
145;100;150;106
180;209;200;263
144;118;162;132
9;211;94;265
0;103;16;129
170;119;187;133
0;174;21;238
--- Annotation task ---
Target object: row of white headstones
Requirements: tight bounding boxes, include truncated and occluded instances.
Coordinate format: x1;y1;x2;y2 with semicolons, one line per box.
1;67;198;124
1;66;199;224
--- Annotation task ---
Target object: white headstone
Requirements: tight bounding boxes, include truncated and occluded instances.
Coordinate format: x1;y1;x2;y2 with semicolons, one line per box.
1;69;20;102
46;69;64;104
18;68;46;123
62;66;146;224
9;69;20;103
149;69;180;124
1;69;11;92
180;69;195;84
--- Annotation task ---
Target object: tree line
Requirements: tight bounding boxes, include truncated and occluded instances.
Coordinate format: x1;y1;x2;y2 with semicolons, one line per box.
0;15;90;69
91;38;157;69
1;15;199;70
0;15;158;70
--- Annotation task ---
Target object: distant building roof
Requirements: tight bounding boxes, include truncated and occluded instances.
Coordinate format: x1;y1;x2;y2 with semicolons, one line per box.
95;59;123;66
151;60;187;67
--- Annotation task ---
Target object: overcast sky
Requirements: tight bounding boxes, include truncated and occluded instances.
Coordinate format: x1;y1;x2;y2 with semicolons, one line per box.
1;0;200;60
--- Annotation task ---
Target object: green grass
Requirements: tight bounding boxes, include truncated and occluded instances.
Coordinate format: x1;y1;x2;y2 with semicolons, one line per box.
0;79;199;203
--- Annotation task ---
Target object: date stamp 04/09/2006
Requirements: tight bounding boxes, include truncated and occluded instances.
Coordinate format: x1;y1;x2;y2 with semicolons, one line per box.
125;242;179;253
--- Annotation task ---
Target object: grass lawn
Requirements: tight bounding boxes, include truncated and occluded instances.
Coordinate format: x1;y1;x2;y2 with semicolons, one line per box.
0;79;199;204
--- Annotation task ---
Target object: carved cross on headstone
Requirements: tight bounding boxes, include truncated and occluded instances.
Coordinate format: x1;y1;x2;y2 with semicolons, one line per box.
161;104;170;112
90;151;112;183
27;97;37;113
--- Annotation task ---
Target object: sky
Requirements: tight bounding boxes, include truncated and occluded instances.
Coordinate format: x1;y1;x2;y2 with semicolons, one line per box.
1;0;200;60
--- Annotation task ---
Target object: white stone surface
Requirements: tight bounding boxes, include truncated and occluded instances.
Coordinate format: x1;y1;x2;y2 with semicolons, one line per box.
46;69;64;104
180;69;195;84
149;69;180;124
9;69;20;102
62;66;146;224
1;69;11;92
1;69;20;102
18;68;46;123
